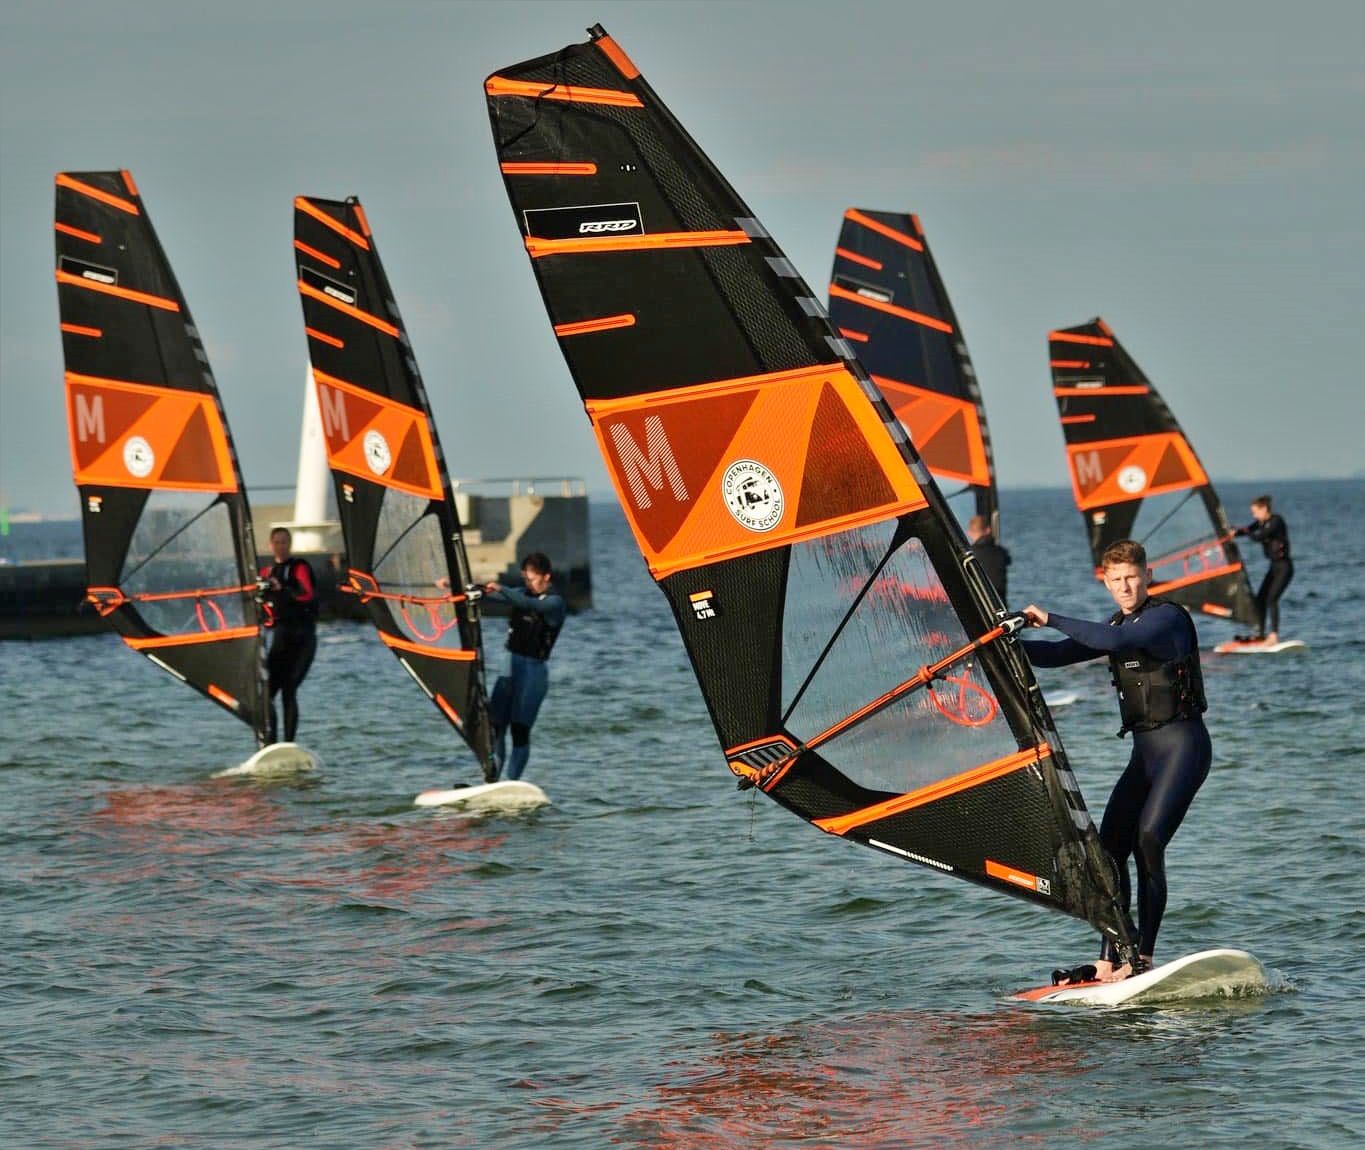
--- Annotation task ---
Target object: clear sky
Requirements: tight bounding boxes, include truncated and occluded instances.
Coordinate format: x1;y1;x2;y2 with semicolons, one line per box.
3;0;1362;514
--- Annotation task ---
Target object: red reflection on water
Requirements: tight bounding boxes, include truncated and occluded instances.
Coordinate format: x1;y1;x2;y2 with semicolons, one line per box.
274;817;508;903
88;782;290;859
607;1009;1092;1149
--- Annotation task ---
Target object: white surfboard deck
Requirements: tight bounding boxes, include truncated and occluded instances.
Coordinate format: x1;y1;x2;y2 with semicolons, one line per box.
1213;638;1307;655
1045;690;1081;708
212;742;321;778
414;779;549;811
1011;947;1267;1006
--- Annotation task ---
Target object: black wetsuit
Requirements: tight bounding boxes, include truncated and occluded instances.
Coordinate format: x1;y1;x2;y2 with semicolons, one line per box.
970;532;1011;600
1024;599;1211;961
1236;514;1293;636
260;556;318;743
486;583;566;781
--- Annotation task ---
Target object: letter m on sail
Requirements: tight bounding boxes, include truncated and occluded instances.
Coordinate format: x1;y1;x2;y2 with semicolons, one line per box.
609;416;689;510
1074;449;1105;493
317;383;350;444
74;392;106;443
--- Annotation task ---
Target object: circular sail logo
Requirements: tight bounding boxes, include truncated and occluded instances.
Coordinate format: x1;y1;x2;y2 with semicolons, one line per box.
363;429;392;476
1117;464;1148;495
123;436;155;478
722;459;783;532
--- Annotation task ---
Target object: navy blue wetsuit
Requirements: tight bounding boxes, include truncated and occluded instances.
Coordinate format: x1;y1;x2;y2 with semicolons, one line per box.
486;583;566;781
1025;601;1211;961
1235;514;1293;636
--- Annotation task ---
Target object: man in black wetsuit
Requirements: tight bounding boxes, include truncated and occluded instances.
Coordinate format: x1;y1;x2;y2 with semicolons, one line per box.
259;527;318;744
1022;538;1210;982
966;515;1010;600
483;552;566;782
1233;494;1293;643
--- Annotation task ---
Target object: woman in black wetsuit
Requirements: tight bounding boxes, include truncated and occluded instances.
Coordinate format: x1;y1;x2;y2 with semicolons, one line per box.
1022;538;1211;982
1234;494;1293;643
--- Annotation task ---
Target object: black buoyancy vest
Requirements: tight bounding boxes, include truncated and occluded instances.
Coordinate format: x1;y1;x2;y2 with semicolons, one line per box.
506;593;561;661
263;557;318;630
1108;597;1207;736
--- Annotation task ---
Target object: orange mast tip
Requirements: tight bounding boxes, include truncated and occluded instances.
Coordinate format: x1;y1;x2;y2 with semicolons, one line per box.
351;202;372;237
120;170;139;196
596;34;641;80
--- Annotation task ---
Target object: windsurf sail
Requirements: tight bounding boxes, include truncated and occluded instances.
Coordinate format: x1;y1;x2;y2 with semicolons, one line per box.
828;210;998;533
1048;318;1257;625
485;25;1136;958
292;195;493;778
54;170;268;742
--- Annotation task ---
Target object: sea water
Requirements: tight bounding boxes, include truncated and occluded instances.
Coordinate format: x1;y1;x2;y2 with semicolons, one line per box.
1;479;1360;1148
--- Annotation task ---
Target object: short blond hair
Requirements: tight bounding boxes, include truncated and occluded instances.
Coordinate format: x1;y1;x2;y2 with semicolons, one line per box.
1100;539;1146;569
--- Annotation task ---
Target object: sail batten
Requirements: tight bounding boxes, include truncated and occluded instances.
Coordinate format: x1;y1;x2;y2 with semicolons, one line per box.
54;169;268;742
1048;318;1258;626
292;196;493;777
486;26;1136;955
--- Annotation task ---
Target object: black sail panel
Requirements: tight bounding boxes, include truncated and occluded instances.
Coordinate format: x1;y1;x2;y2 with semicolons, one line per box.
54;170;267;742
828;210;998;531
293;196;492;776
486;26;1136;955
1048;318;1257;626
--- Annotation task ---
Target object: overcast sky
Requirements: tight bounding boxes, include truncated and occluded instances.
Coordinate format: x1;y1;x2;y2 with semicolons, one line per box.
3;0;1362;514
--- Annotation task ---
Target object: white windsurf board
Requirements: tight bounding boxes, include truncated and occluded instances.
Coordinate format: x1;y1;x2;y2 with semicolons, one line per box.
414;779;549;811
1213;638;1307;655
213;742;321;778
1011;947;1267;1006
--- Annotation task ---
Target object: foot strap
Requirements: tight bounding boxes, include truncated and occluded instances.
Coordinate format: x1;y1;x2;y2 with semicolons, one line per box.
1051;963;1098;986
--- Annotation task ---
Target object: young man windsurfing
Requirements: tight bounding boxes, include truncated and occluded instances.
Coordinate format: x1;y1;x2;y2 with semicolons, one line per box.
1022;539;1211;982
1233;494;1293;644
259;526;318;744
483;552;566;781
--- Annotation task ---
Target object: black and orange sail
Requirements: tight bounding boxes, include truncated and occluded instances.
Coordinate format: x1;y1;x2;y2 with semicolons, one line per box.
54;170;268;742
828;210;998;532
293;196;493;779
1048;318;1257;625
486;25;1135;957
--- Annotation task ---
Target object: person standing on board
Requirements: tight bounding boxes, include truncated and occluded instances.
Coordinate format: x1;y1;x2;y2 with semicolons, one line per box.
1020;539;1210;982
483;552;566;781
966;515;1010;600
1233;495;1292;643
259;526;318;744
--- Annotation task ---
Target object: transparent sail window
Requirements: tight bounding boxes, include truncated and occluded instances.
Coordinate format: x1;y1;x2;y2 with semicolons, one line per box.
781;520;1016;796
1131;488;1232;586
119;492;249;636
372;489;465;650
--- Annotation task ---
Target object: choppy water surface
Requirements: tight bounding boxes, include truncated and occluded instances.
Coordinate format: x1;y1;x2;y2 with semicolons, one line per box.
2;480;1361;1148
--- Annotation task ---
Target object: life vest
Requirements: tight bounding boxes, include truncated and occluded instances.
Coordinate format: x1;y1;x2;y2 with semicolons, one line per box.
260;557;318;630
1107;596;1207;736
506;590;562;661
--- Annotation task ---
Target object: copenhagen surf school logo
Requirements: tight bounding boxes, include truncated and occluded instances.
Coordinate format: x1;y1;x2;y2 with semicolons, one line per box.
523;201;645;241
363;429;391;476
122;436;154;478
1117;464;1148;494
721;459;783;532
